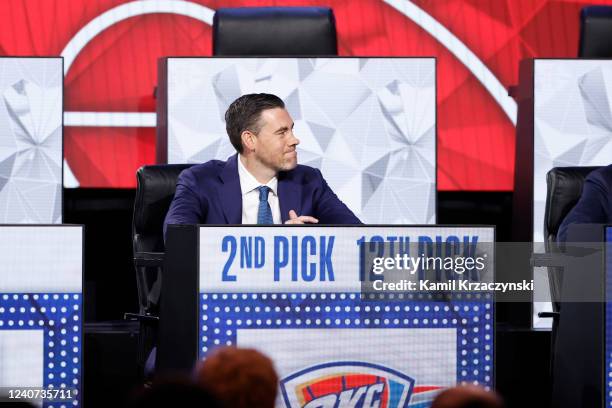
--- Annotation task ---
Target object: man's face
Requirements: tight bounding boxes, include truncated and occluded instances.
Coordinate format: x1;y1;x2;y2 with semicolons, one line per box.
251;108;299;172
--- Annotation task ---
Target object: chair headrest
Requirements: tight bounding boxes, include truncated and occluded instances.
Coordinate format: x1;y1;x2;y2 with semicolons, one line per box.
213;7;337;56
133;164;194;236
579;6;612;57
544;166;601;240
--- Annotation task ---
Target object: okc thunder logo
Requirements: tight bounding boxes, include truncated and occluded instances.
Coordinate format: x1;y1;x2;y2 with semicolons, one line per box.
280;361;443;408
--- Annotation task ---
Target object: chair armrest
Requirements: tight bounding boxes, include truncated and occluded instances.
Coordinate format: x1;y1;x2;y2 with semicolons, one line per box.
134;252;165;267
531;253;566;268
124;312;160;322
537;311;560;319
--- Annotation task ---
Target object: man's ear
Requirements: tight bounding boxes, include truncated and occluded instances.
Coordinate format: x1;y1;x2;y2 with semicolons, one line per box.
241;130;256;152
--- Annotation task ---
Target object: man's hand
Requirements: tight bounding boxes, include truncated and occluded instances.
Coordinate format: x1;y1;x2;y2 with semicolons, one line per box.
285;210;319;224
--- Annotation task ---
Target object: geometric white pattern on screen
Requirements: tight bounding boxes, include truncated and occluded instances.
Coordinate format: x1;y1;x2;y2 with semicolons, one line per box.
534;60;612;242
0;58;62;223
167;58;436;224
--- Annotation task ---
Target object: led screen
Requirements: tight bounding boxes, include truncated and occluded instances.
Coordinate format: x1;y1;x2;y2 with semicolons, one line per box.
0;58;62;223
533;60;612;243
164;57;436;224
0;0;583;189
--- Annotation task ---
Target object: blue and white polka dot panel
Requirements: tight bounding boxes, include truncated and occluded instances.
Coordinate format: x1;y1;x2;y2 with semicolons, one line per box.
199;292;494;390
0;293;82;407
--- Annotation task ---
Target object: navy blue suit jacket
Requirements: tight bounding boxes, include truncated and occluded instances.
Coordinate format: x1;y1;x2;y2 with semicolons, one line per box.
557;164;612;242
164;154;361;237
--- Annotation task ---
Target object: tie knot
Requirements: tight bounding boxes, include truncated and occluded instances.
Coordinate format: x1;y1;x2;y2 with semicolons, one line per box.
257;186;270;202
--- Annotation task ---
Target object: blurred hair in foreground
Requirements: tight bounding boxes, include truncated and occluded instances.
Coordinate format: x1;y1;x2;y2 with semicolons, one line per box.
196;346;279;408
432;385;504;408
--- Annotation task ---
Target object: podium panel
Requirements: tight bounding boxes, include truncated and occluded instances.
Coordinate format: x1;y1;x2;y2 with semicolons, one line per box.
551;224;610;408
161;225;495;407
0;225;82;406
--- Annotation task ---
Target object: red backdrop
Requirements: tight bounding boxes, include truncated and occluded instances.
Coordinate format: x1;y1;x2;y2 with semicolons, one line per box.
0;0;599;189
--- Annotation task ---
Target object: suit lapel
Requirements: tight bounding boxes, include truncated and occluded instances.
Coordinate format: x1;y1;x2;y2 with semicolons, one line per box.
219;154;242;224
278;173;301;223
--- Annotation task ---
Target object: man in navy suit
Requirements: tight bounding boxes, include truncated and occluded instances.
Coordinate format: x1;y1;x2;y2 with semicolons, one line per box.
557;164;612;242
164;93;360;237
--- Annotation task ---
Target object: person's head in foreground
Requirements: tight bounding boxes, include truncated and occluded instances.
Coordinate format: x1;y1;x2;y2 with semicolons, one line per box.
196;346;278;408
226;93;299;179
431;385;504;408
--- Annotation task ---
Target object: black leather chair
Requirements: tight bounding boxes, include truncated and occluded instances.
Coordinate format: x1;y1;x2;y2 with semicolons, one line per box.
131;163;193;375
579;6;612;57
543;166;600;310
540;166;600;387
213;7;338;56
133;164;193;313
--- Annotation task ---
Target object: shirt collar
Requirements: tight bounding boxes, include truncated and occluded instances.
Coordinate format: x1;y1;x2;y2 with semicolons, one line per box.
237;154;278;196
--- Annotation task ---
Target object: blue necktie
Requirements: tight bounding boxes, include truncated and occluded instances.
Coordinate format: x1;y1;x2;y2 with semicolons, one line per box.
257;186;274;224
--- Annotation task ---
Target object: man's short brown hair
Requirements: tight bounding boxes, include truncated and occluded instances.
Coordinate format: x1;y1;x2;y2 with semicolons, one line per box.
196;346;278;408
224;93;285;153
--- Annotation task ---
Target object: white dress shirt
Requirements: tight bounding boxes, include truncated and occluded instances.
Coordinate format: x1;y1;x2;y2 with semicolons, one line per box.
238;155;282;224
